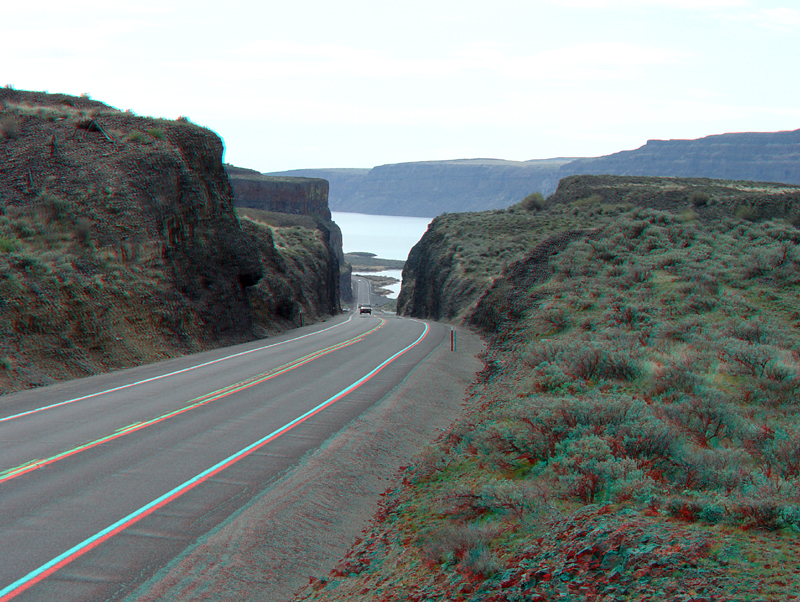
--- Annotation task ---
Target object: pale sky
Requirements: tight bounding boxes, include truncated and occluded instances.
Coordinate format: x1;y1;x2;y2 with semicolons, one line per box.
3;0;799;172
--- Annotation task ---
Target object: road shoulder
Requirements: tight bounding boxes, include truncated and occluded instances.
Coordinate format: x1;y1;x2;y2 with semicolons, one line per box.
124;323;484;602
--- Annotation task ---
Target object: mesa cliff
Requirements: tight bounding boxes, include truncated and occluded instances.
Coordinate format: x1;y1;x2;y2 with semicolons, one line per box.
0;89;342;394
226;165;331;220
269;159;572;217
562;129;800;183
270;128;800;217
226;165;352;303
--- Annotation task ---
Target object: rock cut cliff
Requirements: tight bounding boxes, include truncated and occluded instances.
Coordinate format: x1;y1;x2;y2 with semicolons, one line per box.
0;89;341;394
227;166;352;303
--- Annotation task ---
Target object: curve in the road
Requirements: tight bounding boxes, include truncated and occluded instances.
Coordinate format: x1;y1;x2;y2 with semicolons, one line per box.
0;319;387;485
0;320;430;602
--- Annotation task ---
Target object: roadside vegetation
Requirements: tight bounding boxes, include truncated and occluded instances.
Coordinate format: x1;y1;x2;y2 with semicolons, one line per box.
298;179;800;601
0;189;176;390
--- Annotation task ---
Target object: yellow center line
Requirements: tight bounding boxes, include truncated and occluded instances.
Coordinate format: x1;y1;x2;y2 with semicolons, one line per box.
0;320;386;484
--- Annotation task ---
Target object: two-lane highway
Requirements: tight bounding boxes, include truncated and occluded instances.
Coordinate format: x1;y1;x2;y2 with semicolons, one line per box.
0;291;446;601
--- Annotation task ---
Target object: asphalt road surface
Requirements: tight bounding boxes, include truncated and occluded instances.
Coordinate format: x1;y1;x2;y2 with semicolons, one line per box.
0;282;448;601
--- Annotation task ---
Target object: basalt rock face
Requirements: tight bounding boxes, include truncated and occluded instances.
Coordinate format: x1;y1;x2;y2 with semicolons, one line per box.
227;165;351;303
227;166;331;221
270;129;800;218
0;90;340;393
269;159;573;217
396;224;454;320
267;167;370;215
560;129;800;184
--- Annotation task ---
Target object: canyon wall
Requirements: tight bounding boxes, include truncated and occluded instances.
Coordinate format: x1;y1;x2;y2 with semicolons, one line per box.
0;90;342;393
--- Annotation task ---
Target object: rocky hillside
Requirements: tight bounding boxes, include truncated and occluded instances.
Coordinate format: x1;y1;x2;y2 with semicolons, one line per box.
269;129;800;217
0;90;342;394
227;165;352;303
296;175;800;601
397;175;800;321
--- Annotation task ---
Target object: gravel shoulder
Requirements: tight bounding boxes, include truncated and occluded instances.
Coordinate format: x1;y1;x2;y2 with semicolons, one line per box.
124;324;484;602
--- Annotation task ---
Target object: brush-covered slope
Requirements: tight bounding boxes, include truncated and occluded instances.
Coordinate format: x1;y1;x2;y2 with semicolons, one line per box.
398;175;800;321
0;90;341;394
296;175;800;601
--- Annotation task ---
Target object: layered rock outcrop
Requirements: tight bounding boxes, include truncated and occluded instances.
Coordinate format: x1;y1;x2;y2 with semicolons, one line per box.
227;166;352;303
227;166;331;221
269;129;800;217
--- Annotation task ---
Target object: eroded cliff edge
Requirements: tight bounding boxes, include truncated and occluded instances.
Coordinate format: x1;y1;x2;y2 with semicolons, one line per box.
0;90;342;394
227;165;352;304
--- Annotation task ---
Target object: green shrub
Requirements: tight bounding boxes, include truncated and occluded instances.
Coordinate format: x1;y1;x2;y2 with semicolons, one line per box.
688;190;710;207
0;115;21;139
518;192;545;211
37;192;71;222
539;308;569;332
572;194;603;208
735;204;760;222
563;343;641;381
0;237;17;252
126;131;147;142
147;128;164;140
75;218;93;246
421;524;501;577
720;339;780;378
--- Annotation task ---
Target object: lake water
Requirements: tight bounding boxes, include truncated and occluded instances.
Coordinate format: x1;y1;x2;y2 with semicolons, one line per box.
332;212;433;299
331;212;432;261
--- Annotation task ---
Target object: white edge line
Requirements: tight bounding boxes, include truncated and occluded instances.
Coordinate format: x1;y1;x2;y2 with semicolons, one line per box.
0;319;430;599
0;315;356;424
